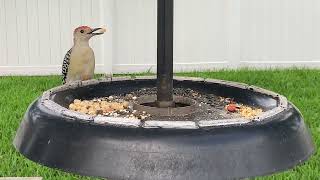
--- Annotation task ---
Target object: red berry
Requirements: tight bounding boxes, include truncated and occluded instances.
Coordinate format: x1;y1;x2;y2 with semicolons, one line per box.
227;104;237;112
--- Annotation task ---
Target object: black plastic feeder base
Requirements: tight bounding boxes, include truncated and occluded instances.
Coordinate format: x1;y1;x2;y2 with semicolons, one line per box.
13;77;314;180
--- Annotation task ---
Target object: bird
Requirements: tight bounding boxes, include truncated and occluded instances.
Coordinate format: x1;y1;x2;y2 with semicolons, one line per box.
62;26;106;84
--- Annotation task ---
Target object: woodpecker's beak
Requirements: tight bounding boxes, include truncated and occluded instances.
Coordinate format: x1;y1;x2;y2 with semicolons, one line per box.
88;28;105;36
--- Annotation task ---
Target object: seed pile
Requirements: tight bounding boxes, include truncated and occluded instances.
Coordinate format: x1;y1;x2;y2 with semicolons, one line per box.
225;103;263;118
238;105;263;118
69;95;151;120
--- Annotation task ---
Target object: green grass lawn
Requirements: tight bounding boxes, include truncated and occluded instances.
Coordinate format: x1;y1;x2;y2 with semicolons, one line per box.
0;69;319;180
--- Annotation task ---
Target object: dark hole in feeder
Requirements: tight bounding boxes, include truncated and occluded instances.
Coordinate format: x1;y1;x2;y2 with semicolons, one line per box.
141;102;189;108
133;95;198;117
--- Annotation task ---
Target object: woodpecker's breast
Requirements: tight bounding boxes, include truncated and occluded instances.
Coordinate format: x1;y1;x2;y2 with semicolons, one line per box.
65;46;95;83
69;47;95;71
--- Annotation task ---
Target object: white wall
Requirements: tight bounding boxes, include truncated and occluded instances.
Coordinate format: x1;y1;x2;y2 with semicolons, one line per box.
0;0;113;75
1;0;320;75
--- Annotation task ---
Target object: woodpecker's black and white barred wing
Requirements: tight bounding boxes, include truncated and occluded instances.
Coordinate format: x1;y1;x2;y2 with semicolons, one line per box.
62;48;72;84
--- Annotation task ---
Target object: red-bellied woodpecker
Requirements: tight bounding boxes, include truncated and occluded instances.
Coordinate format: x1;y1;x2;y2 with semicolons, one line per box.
62;26;106;84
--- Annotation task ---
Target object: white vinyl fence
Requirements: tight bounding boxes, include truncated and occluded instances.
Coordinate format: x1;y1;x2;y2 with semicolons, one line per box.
1;0;320;75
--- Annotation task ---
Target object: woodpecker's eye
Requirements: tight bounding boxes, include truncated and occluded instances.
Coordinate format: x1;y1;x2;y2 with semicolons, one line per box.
80;30;84;33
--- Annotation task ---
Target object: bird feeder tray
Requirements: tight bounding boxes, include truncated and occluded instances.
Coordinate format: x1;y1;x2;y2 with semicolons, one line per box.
13;77;314;180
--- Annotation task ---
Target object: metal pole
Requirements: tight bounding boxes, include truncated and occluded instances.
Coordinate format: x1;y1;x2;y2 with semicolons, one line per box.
156;0;174;108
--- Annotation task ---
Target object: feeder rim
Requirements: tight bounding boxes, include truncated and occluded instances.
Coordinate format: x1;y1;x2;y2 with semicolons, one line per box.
39;76;289;129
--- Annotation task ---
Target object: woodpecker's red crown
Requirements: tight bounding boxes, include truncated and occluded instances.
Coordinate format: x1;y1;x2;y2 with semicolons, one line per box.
74;26;91;33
